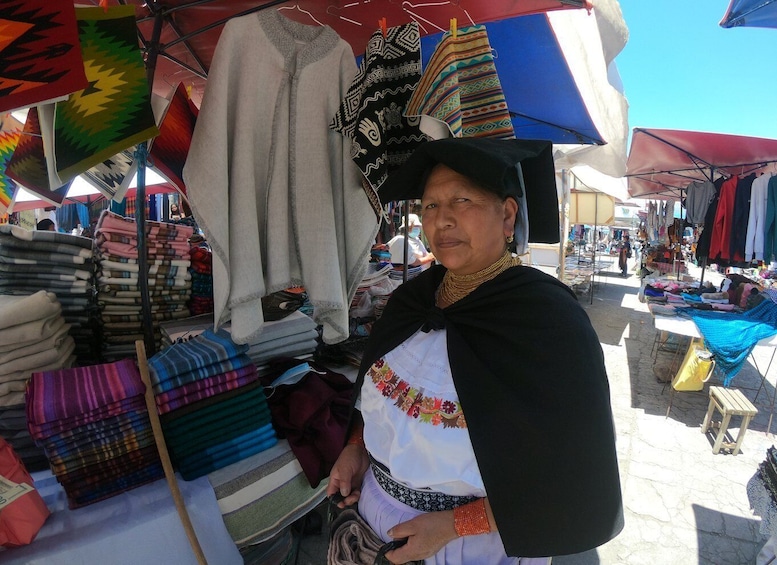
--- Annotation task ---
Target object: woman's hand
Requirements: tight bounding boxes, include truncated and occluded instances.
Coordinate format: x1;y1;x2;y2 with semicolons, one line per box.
383;510;458;564
326;444;370;508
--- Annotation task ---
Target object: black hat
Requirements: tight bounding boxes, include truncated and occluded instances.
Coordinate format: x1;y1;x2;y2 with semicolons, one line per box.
378;138;560;245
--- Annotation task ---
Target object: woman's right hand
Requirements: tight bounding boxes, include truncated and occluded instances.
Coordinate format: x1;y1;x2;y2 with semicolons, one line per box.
326;444;370;508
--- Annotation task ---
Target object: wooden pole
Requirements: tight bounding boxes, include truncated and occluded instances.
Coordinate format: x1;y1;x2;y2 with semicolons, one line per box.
135;340;208;565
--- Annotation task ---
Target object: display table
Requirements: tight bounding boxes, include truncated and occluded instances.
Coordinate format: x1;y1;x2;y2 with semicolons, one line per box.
0;438;328;563
651;309;777;432
0;471;242;565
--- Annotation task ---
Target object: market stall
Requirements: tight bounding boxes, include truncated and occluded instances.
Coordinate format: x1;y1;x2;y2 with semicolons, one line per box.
0;0;630;562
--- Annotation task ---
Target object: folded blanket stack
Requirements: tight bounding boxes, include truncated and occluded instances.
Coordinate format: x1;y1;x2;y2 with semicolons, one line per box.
188;244;213;315
0;291;76;471
242;310;319;366
0;225;99;364
148;328;277;480
159;310;319;368
26;358;163;508
94;210;194;360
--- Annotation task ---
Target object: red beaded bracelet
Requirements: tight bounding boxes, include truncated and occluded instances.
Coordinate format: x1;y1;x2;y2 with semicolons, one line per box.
453;498;491;537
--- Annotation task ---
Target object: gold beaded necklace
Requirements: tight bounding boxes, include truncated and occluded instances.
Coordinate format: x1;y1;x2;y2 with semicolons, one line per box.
436;249;521;307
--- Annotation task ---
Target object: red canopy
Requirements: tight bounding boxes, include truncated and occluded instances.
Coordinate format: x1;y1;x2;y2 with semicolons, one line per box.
626;127;777;199
84;0;590;106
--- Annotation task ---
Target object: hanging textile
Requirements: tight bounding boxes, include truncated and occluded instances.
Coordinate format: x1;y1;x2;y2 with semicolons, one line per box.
685;180;716;225
51;6;159;183
330;22;428;193
0;131;21;215
764;176;777;264
6;107;72;206
0;0;88;114
80;148;137;203
149;83;199;196
405;25;514;140
729;174;756;262
183;9;379;346
709;176;740;262
745;173;772;262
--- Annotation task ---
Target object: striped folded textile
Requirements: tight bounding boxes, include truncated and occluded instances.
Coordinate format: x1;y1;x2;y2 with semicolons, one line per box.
176;423;277;472
0;224;92;249
178;425;278;481
167;405;272;461
26;358;145;436
96;209;194;240
155;364;259;412
147;328;250;392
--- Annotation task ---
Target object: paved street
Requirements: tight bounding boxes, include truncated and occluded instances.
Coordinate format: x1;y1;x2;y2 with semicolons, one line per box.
295;260;775;564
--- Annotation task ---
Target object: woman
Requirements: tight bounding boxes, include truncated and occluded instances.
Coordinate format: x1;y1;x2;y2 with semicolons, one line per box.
170;203;184;221
387;213;435;271
327;138;623;564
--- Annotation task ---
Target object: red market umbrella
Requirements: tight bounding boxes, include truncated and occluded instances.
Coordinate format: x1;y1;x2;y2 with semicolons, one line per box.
626;127;777;199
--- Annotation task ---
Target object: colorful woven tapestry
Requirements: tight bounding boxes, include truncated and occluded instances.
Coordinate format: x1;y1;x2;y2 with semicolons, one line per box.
6;105;71;206
330;22;428;192
0;0;88;114
405;25;515;140
53;5;159;182
149;83;198;196
82;148;137;202
0;130;21;215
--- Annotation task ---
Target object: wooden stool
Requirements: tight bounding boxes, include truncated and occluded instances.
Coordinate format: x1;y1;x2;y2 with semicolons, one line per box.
701;386;758;455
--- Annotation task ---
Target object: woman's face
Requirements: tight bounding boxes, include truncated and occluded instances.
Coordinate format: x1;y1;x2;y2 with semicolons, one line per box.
421;164;517;275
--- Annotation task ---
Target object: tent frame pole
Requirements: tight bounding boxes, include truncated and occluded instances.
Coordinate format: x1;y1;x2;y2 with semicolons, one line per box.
134;10;165;356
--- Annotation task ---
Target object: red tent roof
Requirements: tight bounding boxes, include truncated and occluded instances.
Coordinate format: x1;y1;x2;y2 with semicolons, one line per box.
626;127;777;199
84;0;590;106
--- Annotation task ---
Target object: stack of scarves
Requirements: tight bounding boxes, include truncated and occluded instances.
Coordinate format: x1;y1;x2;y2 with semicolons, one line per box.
0;224;98;364
0;291;76;471
147;328;277;480
25;358;163;508
94;210;194;360
187;244;213;315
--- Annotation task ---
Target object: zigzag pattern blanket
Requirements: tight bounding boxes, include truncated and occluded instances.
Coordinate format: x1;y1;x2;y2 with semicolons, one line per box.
54;6;158;181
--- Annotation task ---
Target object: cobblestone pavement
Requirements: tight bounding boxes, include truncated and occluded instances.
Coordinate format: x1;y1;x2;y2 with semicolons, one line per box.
295;261;773;565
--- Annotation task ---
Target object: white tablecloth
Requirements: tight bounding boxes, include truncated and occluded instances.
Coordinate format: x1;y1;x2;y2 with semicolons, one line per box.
1;471;242;565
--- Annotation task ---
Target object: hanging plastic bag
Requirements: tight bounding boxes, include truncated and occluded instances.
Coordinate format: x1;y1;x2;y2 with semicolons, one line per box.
671;337;715;392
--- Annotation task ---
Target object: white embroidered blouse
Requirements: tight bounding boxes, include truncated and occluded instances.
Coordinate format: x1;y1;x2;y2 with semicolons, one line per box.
360;328;487;497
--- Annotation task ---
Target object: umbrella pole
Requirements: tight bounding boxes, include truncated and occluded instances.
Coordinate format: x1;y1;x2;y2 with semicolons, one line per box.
590;193;598;305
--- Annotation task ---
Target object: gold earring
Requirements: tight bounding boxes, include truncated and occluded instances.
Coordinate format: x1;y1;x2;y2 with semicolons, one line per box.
506;234;514;244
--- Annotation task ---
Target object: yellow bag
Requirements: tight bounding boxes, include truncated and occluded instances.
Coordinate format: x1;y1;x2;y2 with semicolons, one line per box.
671;337;715;392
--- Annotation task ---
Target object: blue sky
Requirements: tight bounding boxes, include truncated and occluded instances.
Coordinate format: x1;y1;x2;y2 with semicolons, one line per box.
616;1;777;144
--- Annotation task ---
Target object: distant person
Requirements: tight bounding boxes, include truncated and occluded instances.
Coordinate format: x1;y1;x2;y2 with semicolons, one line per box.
618;233;632;277
170;203;185;221
387;213;435;271
36;219;55;231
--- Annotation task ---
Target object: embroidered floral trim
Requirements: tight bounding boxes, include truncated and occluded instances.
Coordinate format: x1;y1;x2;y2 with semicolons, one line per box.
367;359;466;428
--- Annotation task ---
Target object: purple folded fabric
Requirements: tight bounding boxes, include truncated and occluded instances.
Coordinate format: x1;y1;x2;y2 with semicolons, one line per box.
26;358;146;437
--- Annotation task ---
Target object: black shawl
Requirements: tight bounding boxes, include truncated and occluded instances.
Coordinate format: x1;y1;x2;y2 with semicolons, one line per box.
353;264;624;557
